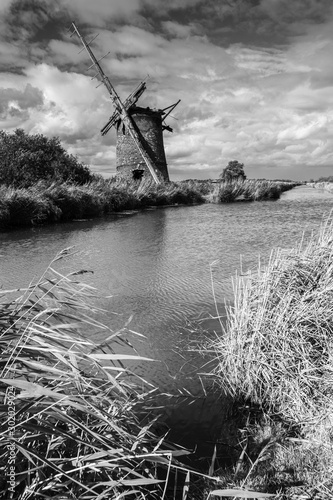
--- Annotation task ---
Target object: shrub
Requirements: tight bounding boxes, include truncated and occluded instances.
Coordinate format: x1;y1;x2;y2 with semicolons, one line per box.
220;160;246;182
0;129;93;187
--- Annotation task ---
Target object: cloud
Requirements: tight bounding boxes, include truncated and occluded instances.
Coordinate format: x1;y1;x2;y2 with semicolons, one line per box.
0;83;43;114
227;45;287;77
160;21;194;39
0;83;44;129
277;115;329;142
259;0;333;27
0;0;332;180
60;0;142;26
21;63;112;141
1;0;64;43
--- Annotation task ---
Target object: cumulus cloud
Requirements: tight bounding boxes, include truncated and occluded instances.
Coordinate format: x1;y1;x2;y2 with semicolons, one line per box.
161;21;195;39
1;0;64;43
0;83;44;129
259;0;333;27
60;0;142;26
0;84;43;114
0;0;332;179
22;64;114;142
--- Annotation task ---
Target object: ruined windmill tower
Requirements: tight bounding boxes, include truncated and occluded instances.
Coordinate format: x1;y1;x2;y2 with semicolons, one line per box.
70;23;180;184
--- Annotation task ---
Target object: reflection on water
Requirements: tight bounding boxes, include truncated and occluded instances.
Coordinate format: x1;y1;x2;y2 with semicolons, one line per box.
1;185;332;462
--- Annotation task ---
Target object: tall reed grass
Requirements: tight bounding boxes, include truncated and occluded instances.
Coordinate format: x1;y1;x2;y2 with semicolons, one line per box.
308;181;333;194
0;249;198;499
205;179;297;203
0;249;272;499
206;214;333;498
0;178;299;230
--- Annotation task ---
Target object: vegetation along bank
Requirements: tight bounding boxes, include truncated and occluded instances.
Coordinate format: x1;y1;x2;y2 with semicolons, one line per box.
308;181;333;194
0;130;300;229
1;215;333;498
203;215;333;499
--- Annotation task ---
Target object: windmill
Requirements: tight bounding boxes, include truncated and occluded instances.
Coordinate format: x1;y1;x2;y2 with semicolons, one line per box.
69;22;180;184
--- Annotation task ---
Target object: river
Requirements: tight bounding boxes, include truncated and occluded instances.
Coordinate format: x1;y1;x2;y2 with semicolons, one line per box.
1;184;332;466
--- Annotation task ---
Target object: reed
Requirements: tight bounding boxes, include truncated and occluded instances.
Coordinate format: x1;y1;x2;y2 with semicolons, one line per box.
0;249;196;499
0;179;205;228
0;249;284;500
206;214;333;498
0;178;299;229
308;181;333;194
0;184;61;226
0;249;267;499
207;179;297;203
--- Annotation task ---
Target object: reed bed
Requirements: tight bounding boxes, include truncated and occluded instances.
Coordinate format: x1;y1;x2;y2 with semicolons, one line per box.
308;181;333;194
0;178;205;228
205;179;297;203
211;215;333;426
207;214;333;498
0;249;198;499
0;178;299;229
0;249;270;500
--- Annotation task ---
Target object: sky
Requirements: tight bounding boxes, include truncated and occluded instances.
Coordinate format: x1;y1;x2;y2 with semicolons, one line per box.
0;0;333;181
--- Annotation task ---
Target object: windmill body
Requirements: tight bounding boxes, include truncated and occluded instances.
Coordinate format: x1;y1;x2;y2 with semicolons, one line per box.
116;106;169;182
70;23;179;184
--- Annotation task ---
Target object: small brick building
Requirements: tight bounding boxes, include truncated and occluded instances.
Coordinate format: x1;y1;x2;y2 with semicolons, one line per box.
116;106;170;182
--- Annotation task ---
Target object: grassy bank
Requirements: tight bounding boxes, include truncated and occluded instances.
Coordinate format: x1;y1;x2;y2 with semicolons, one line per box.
308;181;333;194
206;215;333;498
203;179;298;203
0;178;299;229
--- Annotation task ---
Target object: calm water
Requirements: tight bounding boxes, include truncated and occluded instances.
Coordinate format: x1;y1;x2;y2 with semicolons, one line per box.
1;185;332;464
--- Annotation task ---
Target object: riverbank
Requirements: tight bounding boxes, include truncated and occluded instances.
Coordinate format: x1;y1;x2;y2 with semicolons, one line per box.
307;181;333;194
0;250;201;499
0;178;299;229
0;249;270;500
206;215;333;499
1;214;332;498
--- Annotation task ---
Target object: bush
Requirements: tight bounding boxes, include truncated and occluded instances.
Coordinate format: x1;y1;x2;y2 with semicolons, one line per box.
220;160;246;182
0;129;93;187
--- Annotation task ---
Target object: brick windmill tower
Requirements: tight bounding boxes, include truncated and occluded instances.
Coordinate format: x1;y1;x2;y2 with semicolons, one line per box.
70;23;180;184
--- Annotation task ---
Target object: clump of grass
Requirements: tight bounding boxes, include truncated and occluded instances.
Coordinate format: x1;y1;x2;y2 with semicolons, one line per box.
43;181;108;219
205;412;333;499
136;180;205;207
244;180;282;200
206;214;333;498
211;216;333;426
0;249;196;499
0;198;10;229
178;179;215;196
308;181;333;194
204;179;297;203
0;184;61;227
218;179;246;202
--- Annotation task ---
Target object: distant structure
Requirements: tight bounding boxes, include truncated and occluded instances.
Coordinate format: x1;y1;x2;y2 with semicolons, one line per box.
112;106;169;182
70;22;180;184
